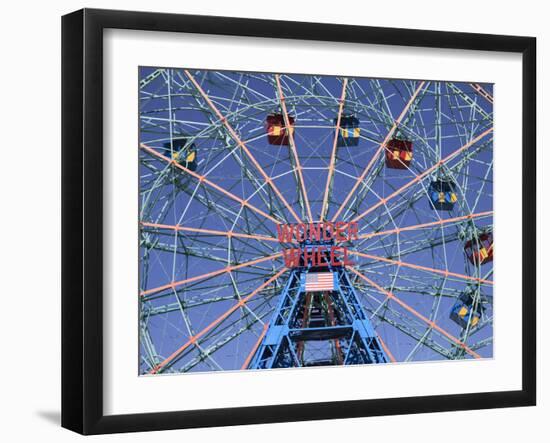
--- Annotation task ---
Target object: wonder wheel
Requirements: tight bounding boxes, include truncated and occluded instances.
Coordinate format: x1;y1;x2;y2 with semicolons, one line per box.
139;68;493;374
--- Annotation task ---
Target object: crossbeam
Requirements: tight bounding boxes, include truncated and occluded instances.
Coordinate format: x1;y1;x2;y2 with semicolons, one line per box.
185;70;303;224
331;81;427;222
347;266;481;359
351;127;493;223
149;268;287;374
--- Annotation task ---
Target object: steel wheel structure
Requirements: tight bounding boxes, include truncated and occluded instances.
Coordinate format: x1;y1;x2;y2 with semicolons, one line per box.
139;67;494;375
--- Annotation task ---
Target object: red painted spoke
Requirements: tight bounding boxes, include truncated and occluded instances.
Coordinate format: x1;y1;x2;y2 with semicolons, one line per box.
141;143;280;225
274;75;313;222
240;323;270;370
358;211;493;240
150;268;287;374
184;70;303;224
331;81;427;222
141;222;278;243
141;253;283;298
349;250;493;285
347;266;481;359
376;334;396;362
470;83;494;104
351;127;493;223
321;78;348;221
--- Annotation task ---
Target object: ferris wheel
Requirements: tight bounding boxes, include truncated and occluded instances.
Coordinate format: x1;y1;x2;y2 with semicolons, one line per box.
138;67;494;374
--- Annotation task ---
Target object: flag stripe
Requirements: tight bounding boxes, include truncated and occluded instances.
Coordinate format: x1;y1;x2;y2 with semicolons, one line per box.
305;272;334;291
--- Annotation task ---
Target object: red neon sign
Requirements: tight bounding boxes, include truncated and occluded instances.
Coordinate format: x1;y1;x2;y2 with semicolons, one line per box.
277;222;358;268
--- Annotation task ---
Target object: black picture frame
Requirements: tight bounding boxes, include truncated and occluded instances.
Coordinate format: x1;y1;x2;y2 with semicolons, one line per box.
62;8;536;435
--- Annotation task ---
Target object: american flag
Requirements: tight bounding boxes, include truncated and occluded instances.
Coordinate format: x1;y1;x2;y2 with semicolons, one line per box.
304;272;335;292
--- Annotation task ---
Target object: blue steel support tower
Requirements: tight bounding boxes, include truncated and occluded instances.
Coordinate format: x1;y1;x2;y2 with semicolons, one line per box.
248;243;389;369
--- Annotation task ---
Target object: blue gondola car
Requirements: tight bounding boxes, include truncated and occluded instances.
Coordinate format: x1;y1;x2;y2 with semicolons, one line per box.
428;179;457;211
450;293;482;329
335;115;360;147
164;139;198;172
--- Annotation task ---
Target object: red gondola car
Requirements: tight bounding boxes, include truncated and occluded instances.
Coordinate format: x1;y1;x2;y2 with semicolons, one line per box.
266;113;295;146
464;232;493;265
385;138;413;169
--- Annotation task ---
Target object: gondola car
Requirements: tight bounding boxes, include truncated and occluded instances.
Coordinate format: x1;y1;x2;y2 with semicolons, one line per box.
385;138;413;169
164;138;198;171
428;179;458;211
335;115;360;147
464;231;494;265
265;113;295;145
450;293;483;329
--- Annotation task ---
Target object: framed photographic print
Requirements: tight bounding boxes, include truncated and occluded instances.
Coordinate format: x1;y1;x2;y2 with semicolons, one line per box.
61;8;536;435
